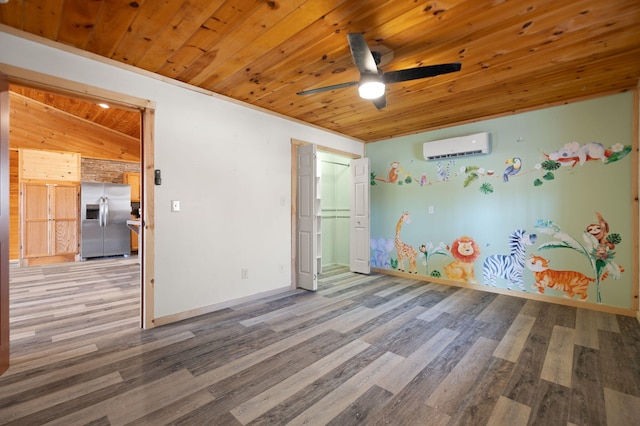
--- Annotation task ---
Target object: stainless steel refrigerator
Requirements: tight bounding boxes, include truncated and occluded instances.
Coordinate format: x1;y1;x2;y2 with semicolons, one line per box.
81;182;131;258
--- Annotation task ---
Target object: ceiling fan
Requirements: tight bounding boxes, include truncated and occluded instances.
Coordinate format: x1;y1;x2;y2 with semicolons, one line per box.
297;33;462;109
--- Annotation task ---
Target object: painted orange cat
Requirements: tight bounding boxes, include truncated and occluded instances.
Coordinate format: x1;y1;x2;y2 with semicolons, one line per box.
525;254;592;301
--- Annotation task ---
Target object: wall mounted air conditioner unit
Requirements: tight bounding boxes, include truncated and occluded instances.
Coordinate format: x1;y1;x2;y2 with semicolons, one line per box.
423;132;490;160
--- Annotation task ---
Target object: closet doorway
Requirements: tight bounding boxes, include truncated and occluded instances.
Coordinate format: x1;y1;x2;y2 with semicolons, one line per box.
318;152;352;272
293;140;370;291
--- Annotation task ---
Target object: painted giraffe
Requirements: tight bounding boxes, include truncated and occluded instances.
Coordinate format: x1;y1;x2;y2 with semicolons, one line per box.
395;212;418;274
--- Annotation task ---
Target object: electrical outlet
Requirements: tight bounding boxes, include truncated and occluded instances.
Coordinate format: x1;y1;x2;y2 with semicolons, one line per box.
428;205;434;214
241;268;249;279
171;200;180;212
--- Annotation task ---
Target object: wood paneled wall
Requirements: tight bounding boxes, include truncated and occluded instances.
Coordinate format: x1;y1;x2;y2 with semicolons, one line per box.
9;92;140;162
19;149;80;182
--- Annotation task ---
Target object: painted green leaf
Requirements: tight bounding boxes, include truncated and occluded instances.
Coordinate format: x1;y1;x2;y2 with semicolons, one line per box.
534;178;543;186
538;243;569;250
479;183;494;194
595;258;607;278
465;166;480;172
604;145;631;164
607;233;622;245
541;160;561;170
542;172;555;180
405;176;412;184
463;172;479;187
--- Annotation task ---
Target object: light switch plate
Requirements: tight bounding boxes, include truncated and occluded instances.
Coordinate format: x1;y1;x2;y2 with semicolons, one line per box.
171;200;180;212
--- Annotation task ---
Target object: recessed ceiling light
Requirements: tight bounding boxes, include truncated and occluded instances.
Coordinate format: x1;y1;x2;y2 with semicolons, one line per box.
98;103;110;109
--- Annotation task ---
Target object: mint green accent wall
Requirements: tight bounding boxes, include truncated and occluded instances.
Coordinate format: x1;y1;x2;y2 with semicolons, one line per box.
319;152;351;267
366;92;634;309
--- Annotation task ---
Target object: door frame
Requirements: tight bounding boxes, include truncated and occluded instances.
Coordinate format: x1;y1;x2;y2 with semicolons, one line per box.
1;70;9;374
290;139;362;287
0;63;156;330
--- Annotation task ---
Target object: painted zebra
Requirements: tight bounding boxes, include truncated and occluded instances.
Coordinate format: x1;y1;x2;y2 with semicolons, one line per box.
483;229;537;290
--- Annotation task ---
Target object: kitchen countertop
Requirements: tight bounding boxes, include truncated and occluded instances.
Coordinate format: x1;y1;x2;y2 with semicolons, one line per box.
126;220;141;233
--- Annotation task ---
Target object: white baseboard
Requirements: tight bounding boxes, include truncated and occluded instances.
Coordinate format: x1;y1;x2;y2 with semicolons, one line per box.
152;286;294;327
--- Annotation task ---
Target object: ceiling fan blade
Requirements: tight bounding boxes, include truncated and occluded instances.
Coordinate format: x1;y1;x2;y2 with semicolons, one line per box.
296;81;358;96
383;63;462;84
347;33;378;75
372;93;387;109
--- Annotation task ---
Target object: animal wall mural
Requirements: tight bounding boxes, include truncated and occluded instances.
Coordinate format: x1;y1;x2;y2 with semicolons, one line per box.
375;211;626;305
443;236;481;283
483;229;537;291
366;92;634;310
370;142;630;193
533;213;624;304
394;212;418;274
526;255;592;301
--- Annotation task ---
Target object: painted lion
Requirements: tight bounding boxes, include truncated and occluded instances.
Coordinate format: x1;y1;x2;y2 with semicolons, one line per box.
444;236;481;283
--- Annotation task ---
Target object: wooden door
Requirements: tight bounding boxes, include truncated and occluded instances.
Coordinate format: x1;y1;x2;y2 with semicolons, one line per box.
51;185;79;255
1;71;9;374
22;183;50;258
350;158;370;274
22;183;79;261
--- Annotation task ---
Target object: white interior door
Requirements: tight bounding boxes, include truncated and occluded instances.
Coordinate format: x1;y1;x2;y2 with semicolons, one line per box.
350;158;370;274
296;144;317;290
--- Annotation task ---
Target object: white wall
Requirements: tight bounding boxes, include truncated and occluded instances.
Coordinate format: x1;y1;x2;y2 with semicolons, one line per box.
0;30;364;319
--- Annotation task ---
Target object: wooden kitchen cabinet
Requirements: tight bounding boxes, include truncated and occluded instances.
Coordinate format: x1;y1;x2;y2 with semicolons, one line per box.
131;225;139;251
124;172;140;251
125;172;141;202
21;182;79;266
130;225;139;252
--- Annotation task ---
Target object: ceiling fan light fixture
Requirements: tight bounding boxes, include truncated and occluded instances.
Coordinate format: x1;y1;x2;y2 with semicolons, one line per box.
358;79;385;99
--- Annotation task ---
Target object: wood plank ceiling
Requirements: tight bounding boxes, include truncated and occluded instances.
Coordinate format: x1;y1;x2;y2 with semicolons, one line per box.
1;0;639;142
9;86;141;139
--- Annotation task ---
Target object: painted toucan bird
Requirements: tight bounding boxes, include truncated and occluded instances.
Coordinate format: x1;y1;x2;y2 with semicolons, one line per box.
503;157;522;182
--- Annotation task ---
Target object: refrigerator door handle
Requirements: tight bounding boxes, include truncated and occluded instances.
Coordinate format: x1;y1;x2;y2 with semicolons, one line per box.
99;197;105;227
103;197;109;227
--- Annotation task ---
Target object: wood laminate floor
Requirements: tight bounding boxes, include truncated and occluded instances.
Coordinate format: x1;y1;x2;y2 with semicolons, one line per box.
1;260;639;425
